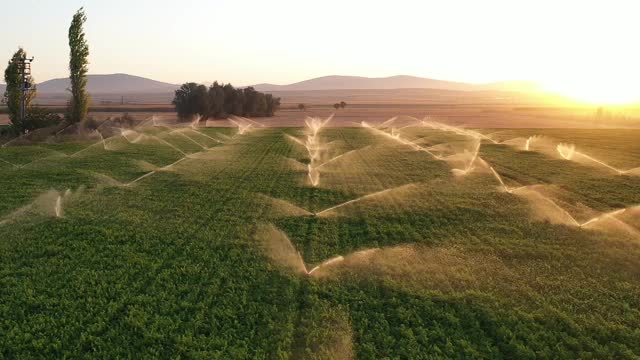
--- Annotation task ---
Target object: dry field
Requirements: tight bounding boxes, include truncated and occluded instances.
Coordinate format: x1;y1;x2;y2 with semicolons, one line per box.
3;104;636;129
3;88;638;129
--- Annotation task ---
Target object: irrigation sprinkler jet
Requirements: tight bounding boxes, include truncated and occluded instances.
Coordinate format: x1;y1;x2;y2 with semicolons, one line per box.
0;157;20;168
557;143;628;175
314;183;417;216
421;119;498;144
314;146;372;169
286;115;334;187
229;118;253;135
487;168;639;230
172;130;208;149
361;121;441;159
124;156;191;186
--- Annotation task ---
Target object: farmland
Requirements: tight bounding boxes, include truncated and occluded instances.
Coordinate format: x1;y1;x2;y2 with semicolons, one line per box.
1;117;640;358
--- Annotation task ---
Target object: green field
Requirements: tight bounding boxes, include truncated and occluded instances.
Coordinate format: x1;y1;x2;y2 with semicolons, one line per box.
1;122;640;358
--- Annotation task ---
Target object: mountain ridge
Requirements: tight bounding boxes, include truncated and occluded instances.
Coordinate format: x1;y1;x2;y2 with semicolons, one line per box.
0;73;540;96
251;75;539;92
0;74;177;94
36;73;179;93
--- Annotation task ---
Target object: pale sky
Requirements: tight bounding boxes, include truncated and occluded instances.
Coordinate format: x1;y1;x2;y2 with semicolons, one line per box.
3;0;640;103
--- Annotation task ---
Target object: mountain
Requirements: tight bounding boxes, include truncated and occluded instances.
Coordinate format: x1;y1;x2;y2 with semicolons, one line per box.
3;74;539;99
253;75;539;93
36;74;179;93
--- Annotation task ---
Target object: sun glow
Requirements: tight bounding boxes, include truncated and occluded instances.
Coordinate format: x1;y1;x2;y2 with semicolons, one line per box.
543;77;640;105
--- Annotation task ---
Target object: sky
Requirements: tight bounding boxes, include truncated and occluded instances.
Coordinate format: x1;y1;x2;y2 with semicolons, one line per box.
2;0;639;103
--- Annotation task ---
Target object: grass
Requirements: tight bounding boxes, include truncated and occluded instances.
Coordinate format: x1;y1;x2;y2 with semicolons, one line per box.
1;125;640;358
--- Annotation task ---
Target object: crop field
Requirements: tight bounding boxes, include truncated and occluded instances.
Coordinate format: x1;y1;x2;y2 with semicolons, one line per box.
1;116;640;358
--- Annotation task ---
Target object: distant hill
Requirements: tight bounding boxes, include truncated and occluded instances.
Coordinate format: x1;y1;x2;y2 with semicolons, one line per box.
253;75;539;93
3;74;540;105
36;74;179;94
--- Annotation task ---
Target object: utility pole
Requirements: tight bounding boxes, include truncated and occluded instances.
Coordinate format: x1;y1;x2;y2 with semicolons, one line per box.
12;56;35;127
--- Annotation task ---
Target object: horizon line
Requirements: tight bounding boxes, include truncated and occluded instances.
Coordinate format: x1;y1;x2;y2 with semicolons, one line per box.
1;72;539;87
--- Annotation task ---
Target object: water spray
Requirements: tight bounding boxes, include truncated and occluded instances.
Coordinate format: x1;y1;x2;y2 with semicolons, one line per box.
307;256;345;275
361;121;440;159
315;183;416;216
422;119;498;144
315;146;371;169
172;130;208;149
557;143;576;160
525;136;534;151
229;118;253;135
54;196;62;218
286;115;334;187
0;157;20;168
556;143;631;175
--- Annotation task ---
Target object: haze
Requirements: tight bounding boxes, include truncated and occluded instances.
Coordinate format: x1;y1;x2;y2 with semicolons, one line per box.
3;0;639;103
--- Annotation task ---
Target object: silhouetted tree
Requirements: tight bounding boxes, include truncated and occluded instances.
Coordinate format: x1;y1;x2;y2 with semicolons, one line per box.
174;81;279;119
4;48;36;134
222;84;237;115
172;83;209;120
333;103;340;110
67;7;90;123
298;103;306;111
208;81;226;117
243;87;259;116
266;94;280;116
233;88;245;115
340;101;347;109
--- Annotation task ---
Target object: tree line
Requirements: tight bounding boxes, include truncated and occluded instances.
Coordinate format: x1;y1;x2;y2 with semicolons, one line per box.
2;8;89;135
172;82;280;121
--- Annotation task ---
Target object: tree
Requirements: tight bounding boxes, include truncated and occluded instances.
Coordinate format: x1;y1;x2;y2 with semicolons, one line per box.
271;96;281;116
266;94;280;116
232;88;245;115
172;83;209;120
68;7;90;123
243;87;259;116
222;83;237;115
174;81;279;119
340;101;347;109
298;103;306;111
333;103;340;110
4;48;36;133
208;81;226;118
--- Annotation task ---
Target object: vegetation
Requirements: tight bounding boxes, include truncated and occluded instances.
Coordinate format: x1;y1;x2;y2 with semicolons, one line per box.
333;101;347;110
67;7;90;123
1;126;639;358
3;48;36;134
173;81;280;121
109;113;137;128
298;103;306;111
22;107;63;132
172;82;209;120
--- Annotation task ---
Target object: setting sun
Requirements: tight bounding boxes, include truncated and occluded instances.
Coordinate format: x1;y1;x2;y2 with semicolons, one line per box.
544;78;640;105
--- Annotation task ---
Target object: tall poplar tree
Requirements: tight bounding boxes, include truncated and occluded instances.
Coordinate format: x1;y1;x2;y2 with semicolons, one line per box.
68;7;89;123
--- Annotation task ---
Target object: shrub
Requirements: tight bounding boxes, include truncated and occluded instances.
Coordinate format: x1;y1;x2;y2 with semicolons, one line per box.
113;113;136;128
83;116;99;130
23;107;63;131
